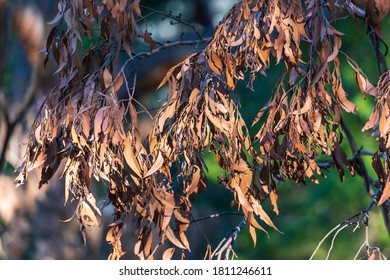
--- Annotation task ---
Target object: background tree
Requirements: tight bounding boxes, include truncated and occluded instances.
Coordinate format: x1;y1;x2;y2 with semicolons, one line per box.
1;0;390;260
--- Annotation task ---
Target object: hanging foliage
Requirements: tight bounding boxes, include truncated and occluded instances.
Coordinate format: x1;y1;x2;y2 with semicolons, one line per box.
15;0;390;259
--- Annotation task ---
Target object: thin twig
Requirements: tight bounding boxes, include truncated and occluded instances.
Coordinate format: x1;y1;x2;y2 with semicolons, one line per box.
325;223;349;260
140;5;204;40
127;38;210;67
309;223;341;260
190;212;244;224
317;149;377;169
354;240;366;260
211;218;246;260
311;188;386;260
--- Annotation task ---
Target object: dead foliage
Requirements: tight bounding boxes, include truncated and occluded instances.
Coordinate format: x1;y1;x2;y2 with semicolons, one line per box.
15;0;390;259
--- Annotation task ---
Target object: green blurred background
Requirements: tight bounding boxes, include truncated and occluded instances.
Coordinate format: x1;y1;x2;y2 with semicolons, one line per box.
0;0;389;259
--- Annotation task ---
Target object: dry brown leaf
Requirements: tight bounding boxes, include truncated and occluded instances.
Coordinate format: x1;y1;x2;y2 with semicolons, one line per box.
378;179;390;205
144;152;164;178
337;86;357;113
103;68;112;89
249;224;257;247
165;226;188;250
251;197;281;232
64;171;72;206
356;72;377;97
144;29;156;50
270;189;279;215
162;247;175;260
123;136;143;178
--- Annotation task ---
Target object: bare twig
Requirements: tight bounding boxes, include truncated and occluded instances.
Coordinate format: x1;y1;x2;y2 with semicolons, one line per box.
190;212;244;224
125;38;210;67
140;5;204;40
317;149;377;169
309;223;341;260
310;188;385;259
354;240;366;260
211;218;246;260
325;223;349;260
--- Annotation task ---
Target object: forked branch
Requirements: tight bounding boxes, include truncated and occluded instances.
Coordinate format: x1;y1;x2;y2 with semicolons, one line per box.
310;189;385;260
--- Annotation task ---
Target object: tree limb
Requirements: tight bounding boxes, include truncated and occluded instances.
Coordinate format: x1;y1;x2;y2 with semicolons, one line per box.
368;25;388;75
0;64;39;170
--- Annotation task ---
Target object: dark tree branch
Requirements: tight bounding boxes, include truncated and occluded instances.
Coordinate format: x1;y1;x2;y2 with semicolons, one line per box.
211;218;246;260
119;38;210;76
333;0;390;239
0;64;39;171
190;212;244;224
341;120;372;195
368;25;388;75
136;38;210;60
139;5;204;40
317;149;377;169
341;119;390;237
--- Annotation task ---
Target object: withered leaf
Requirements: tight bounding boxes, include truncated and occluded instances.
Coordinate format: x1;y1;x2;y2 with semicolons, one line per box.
162;247;175;260
270;189;279;215
80;200;99;227
103;68;112;89
363;107;380;131
144;152;164;178
231;176;253;212
207;50;223;76
123;136;143;178
144;29;156;50
131;0;142;17
356;72;377;97
230;35;245;47
379;180;390;205
252;100;273;127
94;106;108;139
64;171;72;206
337;86;357;113
248;224;257;247
113;72;124;93
250;197;281;232
165;226;188;250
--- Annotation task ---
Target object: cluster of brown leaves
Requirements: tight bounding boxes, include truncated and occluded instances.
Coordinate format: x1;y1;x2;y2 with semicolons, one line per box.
15;0;390;259
15;0;158;259
251;0;358;190
151;0;358;249
362;70;390;205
